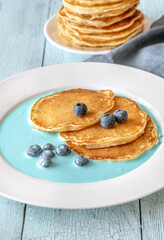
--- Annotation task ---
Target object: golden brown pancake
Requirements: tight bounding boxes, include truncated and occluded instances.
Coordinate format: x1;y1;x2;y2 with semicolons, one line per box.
58;4;138;27
60;15;143;41
30;88;114;132
57;7;143;50
65;10;142;34
71;0;123;6
57;0;143;51
57;18;143;49
60;96;147;147
63;0;138;16
66;117;158;161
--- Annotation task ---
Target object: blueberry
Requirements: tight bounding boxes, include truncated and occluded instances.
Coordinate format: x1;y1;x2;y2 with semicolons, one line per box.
113;109;128;123
39;156;52;168
100;113;116;129
75;156;89;167
43;143;55;150
42;150;55;158
55;144;71;156
27;145;42;157
73;103;87;117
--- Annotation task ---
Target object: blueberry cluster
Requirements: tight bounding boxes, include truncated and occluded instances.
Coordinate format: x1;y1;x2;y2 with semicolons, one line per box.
27;142;90;168
100;109;128;129
27;143;72;168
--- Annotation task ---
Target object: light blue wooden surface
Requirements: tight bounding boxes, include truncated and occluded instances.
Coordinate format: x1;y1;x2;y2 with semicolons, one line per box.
0;0;164;239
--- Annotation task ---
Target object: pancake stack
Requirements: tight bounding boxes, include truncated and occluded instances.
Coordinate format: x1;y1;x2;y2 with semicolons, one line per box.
57;0;144;51
30;89;158;162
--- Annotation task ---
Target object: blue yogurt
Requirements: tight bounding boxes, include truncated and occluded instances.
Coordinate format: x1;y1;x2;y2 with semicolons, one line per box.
0;91;162;183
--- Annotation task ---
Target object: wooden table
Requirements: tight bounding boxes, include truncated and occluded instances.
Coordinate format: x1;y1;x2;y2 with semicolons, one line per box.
0;0;164;239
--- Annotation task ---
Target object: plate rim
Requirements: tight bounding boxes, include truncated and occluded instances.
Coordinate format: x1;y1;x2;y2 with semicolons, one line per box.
0;62;163;209
44;14;152;55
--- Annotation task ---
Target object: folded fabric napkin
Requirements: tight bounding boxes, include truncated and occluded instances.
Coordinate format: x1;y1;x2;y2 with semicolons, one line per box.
86;16;164;78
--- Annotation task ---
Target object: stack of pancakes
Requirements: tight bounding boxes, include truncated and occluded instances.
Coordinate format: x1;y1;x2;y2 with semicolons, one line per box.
57;0;144;51
30;89;157;162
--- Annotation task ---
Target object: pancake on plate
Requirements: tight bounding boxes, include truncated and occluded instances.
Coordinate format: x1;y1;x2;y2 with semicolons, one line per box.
60;96;147;148
30;88;114;132
57;19;143;50
66;116;157;161
57;0;144;51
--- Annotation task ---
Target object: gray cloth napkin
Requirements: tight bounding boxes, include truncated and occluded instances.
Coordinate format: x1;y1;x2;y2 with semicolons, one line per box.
86;16;164;78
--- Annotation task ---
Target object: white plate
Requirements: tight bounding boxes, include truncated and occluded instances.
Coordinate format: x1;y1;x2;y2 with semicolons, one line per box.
0;63;163;209
44;15;152;55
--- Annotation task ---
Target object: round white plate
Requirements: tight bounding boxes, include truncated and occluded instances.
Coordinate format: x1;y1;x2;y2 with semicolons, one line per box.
44;15;152;55
0;63;163;209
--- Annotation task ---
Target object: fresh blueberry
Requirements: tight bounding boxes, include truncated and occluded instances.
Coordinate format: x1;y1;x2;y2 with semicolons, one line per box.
100;113;116;129
75;156;89;167
27;145;42;157
113;109;128;123
73;103;87;117
43;143;55;150
39;156;52;168
55;144;71;156
42;150;55;158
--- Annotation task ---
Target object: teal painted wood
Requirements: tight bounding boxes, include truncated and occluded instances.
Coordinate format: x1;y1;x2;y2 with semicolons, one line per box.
0;196;24;240
43;0;90;66
139;0;164;21
22;202;141;240
0;0;50;81
140;189;164;240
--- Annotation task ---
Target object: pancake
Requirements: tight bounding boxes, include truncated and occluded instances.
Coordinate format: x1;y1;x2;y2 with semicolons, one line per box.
61;15;143;41
58;4;138;27
60;97;147;147
63;0;138;16
30;88;114;132
57;0;143;51
66;117;158;162
57;19;143;48
72;0;123;6
65;10;142;34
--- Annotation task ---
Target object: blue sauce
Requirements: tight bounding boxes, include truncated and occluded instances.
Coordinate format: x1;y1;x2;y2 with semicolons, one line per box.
0;91;162;183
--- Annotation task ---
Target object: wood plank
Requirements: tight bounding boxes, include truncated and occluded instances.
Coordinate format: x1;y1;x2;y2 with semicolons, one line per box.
0;196;24;240
43;0;89;66
22;201;141;240
0;0;50;239
0;0;50;81
140;189;164;240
